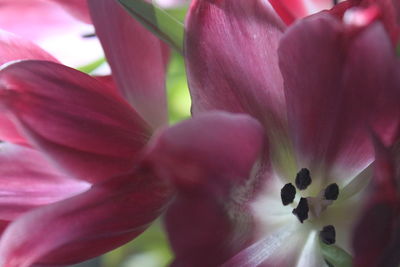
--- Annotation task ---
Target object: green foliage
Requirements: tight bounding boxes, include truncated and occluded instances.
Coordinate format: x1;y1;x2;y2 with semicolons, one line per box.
320;241;353;267
102;221;172;267
118;0;187;53
166;51;191;123
76;58;106;74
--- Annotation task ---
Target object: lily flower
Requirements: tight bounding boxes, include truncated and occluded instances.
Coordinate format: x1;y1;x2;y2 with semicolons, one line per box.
0;0;172;265
142;0;400;266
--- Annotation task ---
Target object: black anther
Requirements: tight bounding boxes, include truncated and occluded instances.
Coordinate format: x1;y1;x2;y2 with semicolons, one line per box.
292;197;309;223
295;168;312;190
324;183;339;200
320;225;336;245
281;183;296;206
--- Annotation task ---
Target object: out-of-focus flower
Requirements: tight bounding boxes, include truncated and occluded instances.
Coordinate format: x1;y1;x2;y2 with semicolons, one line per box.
0;0;103;67
142;0;400;266
0;0;173;266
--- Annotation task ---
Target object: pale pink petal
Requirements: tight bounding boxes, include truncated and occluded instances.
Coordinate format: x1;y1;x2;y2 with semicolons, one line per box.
0;30;57;65
145;112;265;266
88;0;169;129
0;170;172;266
0;60;150;183
0;0;104;67
185;0;287;134
0;30;58;145
49;0;92;23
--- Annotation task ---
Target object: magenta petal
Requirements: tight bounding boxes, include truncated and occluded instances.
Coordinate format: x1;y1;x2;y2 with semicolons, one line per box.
185;0;287;131
279;13;400;177
88;0;169;129
0;171;172;266
0;143;89;223
0;60;150;183
352;137;400;267
146;112;265;266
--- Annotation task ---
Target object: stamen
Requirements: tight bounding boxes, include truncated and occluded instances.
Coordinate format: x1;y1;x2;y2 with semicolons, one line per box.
292;197;309;223
333;0;338;5
281;183;296;205
320;225;336;245
295;168;312;190
324;183;339;200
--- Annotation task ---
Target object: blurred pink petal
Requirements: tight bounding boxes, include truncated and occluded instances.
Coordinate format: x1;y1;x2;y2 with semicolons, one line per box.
0;30;58;146
0;0;104;67
49;0;91;23
88;0;169;128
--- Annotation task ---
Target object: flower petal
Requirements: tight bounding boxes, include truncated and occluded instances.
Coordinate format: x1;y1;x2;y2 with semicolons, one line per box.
352;137;400;267
88;0;169;129
0;170;172;266
279;13;400;181
0;30;58;65
0;143;89;223
49;0;92;24
185;0;287;133
0;60;150;183
145;112;265;266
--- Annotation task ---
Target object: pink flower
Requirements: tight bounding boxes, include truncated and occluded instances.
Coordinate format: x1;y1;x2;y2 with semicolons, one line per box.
143;0;400;266
0;0;104;67
0;0;173;266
